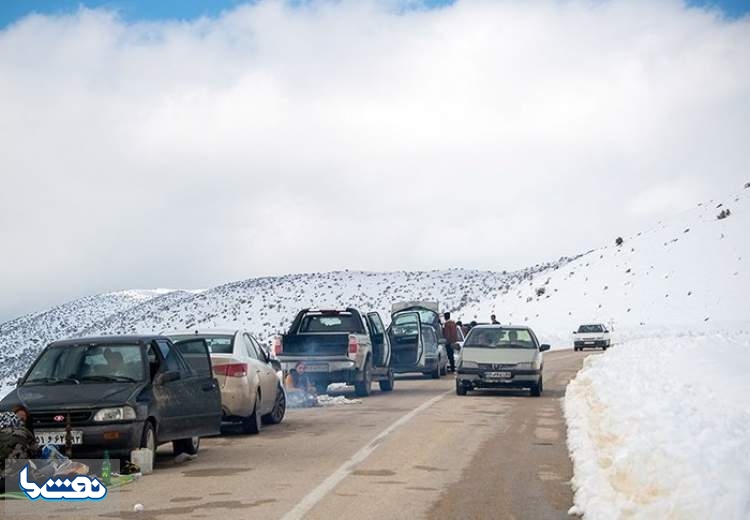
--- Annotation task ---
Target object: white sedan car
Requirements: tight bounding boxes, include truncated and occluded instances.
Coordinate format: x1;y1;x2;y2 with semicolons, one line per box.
164;329;285;434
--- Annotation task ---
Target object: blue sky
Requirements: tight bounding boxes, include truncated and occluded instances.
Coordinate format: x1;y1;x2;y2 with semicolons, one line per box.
0;0;747;28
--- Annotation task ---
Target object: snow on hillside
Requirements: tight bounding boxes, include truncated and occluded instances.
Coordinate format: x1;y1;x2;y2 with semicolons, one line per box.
462;187;750;346
565;334;750;519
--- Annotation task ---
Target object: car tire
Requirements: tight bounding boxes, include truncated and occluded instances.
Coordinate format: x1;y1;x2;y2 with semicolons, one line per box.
139;421;156;467
242;391;262;434
315;382;329;395
173;436;200;456
530;377;543;397
379;369;395;392
440;362;447;376
431;360;441;379
354;358;373;397
262;384;287;425
456;381;468;396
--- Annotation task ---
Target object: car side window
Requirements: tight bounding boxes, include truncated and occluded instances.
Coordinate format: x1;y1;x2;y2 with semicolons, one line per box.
156;340;185;374
249;335;269;362
243;334;261;360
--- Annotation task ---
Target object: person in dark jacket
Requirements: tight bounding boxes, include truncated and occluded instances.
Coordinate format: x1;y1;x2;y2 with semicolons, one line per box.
1;407;39;488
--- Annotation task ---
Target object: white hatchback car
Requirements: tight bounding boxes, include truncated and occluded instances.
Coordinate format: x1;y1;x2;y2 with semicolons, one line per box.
164;329;285;433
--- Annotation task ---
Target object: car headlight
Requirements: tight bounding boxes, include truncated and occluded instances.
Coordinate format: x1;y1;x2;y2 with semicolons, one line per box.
460;360;478;369
93;406;136;422
516;362;534;370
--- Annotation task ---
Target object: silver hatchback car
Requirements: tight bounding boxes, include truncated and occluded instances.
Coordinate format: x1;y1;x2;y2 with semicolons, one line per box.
455;325;550;397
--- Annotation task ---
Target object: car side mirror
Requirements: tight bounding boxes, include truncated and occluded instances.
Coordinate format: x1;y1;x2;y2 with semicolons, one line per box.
270;359;282;372
572;331;577;334
155;370;181;385
16;377;23;387
540;344;551;352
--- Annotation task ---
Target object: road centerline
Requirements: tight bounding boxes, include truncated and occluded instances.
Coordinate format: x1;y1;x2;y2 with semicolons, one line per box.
280;389;452;520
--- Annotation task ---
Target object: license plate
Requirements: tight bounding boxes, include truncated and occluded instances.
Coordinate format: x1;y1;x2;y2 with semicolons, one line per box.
484;371;512;379
35;431;83;445
585;341;595;344
303;363;329;373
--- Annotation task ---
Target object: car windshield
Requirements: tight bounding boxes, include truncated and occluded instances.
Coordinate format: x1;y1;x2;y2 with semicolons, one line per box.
578;324;604;333
168;334;233;354
464;328;537;349
24;344;145;384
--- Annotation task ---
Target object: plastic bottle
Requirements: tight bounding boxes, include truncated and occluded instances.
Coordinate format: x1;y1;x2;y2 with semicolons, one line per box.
102;450;112;485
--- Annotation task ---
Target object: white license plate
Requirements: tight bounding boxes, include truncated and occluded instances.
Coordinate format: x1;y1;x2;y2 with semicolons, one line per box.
303;363;329;373
35;431;83;445
585;341;595;344
485;371;512;379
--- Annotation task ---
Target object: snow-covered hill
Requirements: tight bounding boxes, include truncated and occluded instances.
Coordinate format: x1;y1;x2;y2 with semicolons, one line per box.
462;186;750;345
2;184;748;395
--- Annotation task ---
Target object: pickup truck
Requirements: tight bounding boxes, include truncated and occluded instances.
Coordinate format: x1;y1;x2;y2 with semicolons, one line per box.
572;324;611;351
275;308;394;397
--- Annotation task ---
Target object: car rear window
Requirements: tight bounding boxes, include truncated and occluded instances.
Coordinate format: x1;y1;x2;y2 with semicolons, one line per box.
168;334;234;354
299;314;362;333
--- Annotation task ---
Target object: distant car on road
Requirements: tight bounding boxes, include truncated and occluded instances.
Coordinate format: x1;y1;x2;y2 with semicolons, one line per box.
572;324;611;351
164;329;286;434
455;325;550;397
0;335;221;468
277;308;394;397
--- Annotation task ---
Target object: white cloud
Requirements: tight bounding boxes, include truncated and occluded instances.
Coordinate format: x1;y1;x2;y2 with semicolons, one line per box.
1;0;749;320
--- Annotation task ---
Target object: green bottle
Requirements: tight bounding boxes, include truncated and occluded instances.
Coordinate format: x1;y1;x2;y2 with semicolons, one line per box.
102;450;112;486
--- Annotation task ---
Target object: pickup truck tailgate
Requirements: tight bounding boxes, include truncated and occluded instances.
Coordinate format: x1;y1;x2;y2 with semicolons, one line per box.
281;334;350;356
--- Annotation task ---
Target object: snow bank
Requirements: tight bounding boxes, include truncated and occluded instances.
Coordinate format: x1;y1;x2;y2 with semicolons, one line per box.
564;335;750;519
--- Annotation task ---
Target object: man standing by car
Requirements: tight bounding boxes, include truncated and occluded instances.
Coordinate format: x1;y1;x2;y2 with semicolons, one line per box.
491;314;500;325
442;312;458;373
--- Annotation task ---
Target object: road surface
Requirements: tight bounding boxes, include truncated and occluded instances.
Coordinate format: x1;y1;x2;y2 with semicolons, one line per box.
90;350;589;519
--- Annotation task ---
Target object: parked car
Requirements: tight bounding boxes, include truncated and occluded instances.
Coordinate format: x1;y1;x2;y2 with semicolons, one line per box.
572;323;611;351
455;325;550;397
164;329;286;434
388;302;448;378
0;335;221;468
276;308;394;397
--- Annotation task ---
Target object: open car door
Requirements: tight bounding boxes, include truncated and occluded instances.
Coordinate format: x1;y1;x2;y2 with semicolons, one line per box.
173;338;221;436
388;311;423;367
366;312;390;368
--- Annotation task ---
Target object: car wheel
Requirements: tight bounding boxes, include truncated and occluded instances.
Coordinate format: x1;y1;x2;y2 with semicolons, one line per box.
262;384;287;425
139;422;156;467
173;436;200;456
431;360;441;379
440;361;447;376
378;369;395;392
354;358;373;397
456;380;468;396
242;391;262;434
530;377;542;397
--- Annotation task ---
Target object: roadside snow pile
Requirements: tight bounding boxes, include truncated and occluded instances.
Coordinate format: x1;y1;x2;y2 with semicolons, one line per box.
317;395;362;406
565;335;750;519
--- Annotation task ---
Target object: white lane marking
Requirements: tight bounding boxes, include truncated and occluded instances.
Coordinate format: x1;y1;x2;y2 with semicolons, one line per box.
281;390;451;520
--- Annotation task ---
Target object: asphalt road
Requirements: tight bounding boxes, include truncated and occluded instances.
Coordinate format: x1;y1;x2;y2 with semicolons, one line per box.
77;350;590;520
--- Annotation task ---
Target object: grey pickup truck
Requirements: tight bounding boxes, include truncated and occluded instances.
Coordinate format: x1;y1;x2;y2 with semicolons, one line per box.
276;308;394;397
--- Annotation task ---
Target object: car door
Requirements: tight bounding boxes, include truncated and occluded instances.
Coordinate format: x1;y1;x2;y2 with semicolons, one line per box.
389;311;423;367
150;340;192;441
161;339;220;438
172;338;221;436
245;334;277;414
366;312;390;368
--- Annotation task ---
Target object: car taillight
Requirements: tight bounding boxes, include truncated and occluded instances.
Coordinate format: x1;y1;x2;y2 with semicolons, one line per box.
213;363;248;378
273;336;283;355
348;335;359;354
